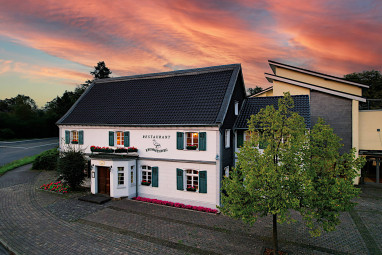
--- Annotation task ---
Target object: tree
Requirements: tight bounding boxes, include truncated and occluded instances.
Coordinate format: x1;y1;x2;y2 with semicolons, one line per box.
247;86;263;96
220;93;364;254
57;146;86;190
344;70;382;109
80;60;112;90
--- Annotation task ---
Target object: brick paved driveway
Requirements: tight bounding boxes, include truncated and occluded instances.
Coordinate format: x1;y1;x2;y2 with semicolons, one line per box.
0;165;381;254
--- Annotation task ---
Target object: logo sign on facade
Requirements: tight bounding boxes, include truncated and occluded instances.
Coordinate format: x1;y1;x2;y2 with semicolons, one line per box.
142;135;170;153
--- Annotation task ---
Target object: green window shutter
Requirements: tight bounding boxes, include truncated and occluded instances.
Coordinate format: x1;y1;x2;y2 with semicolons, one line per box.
176;132;184;150
152;167;158;187
237;130;243;147
124;131;130;147
65;130;70;144
109;131;114;146
79;130;84;145
176;168;184;190
199;132;206;151
199;171;207;193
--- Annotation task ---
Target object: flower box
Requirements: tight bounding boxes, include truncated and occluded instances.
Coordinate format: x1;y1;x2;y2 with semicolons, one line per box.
115;148;128;153
90;146;114;153
132;196;218;214
128;147;138;152
186;186;197;192
186;145;198;150
141;180;151;186
71;140;79;144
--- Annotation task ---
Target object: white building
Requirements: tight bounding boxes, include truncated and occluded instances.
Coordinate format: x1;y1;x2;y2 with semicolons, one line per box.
57;64;246;209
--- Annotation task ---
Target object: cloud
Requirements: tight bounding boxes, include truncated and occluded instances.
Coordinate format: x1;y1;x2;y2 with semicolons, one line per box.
0;0;381;92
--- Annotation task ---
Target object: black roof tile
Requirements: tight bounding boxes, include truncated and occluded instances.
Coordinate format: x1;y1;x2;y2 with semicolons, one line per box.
234;95;310;129
57;64;240;126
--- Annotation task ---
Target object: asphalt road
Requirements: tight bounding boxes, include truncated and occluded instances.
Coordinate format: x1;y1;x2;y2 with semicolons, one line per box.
0;138;58;166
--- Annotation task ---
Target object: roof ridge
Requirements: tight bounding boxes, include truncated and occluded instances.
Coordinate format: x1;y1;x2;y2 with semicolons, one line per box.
268;60;369;88
95;64;241;84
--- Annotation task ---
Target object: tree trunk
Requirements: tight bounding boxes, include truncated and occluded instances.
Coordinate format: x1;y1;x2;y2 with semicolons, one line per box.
272;214;278;255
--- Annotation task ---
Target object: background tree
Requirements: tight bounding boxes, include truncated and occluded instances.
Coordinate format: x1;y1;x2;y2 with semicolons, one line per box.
220;93;364;254
247;86;263;96
344;70;382;109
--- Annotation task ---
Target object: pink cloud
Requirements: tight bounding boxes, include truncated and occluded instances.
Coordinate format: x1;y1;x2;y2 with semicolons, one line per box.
0;0;380;93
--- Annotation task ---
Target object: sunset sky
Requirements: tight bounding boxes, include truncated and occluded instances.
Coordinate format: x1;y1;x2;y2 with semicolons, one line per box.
1;0;381;107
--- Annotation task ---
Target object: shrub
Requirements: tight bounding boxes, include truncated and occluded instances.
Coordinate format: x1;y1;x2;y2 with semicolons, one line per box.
57;147;86;190
0;128;16;139
32;148;59;170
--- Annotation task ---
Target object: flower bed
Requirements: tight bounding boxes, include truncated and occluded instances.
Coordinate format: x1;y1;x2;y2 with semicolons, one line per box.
186;145;197;150
115;147;128;153
132;196;218;214
128;146;138;152
39;181;69;194
141;180;151;186
90;146;114;153
186;185;197;192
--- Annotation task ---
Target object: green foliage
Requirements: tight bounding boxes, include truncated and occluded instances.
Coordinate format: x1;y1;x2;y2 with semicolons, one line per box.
220;92;365;249
247;86;263;96
57;146;86;190
0;154;39;176
344;70;382;109
32;148;59;170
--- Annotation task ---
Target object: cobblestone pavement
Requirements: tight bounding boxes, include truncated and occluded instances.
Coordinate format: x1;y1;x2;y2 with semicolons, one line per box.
0;165;381;254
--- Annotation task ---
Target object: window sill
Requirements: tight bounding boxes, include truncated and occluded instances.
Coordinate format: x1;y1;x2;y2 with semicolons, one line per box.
117;186;126;189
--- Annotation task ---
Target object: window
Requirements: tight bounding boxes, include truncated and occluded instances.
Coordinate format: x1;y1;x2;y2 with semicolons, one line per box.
186;132;199;149
186;169;199;191
141;165;152;185
225;129;230;148
130;166;134;184
235;101;239;115
224;166;229;177
116;131;124;146
71;130;78;144
118;167;124;185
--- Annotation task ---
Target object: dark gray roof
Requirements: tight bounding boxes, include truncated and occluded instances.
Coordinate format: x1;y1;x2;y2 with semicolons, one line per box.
57;64;241;126
234;95;311;129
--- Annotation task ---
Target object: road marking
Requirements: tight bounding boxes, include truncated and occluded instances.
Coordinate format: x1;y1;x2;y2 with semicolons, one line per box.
0;143;58;149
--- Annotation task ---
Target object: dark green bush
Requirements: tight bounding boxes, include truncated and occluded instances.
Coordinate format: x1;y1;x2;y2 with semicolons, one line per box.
57;148;86;190
0;128;16;140
32;148;59;170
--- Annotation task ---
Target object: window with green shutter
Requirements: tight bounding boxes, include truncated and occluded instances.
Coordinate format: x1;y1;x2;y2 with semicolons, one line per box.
152;167;158;187
109;131;114;146
65;130;70;144
176;132;184;150
199;132;206;151
176;168;184;190
199;171;207;193
124;131;130;147
79;130;84;145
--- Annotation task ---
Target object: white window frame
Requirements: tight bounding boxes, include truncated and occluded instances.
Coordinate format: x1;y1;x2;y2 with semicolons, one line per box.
116;131;124;146
185;132;199;149
234;101;239;115
225;129;230;148
185;169;199;191
224;166;230;178
141;165;152;184
117;167;125;186
71;130;79;143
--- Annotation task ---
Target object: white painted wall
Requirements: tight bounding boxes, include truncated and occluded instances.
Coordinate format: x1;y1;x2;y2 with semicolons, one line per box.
59;125;219;162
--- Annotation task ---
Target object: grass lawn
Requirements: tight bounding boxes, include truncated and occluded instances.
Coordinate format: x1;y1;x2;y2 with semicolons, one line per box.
0;154;39;176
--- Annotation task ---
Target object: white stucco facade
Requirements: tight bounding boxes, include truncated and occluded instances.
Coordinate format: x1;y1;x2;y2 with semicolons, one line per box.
59;125;222;209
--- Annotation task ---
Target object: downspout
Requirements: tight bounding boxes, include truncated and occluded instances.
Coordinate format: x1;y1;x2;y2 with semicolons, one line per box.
135;157;139;197
219;123;223;207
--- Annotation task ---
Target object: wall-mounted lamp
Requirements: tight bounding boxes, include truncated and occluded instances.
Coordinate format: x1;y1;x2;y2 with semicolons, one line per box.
91;172;95;178
377;129;380;132
215;155;219;160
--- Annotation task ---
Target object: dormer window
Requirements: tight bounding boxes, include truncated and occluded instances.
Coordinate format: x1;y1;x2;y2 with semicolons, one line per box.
234;101;239;115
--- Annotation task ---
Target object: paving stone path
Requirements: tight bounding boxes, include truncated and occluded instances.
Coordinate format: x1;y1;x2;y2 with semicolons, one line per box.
0;165;381;254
